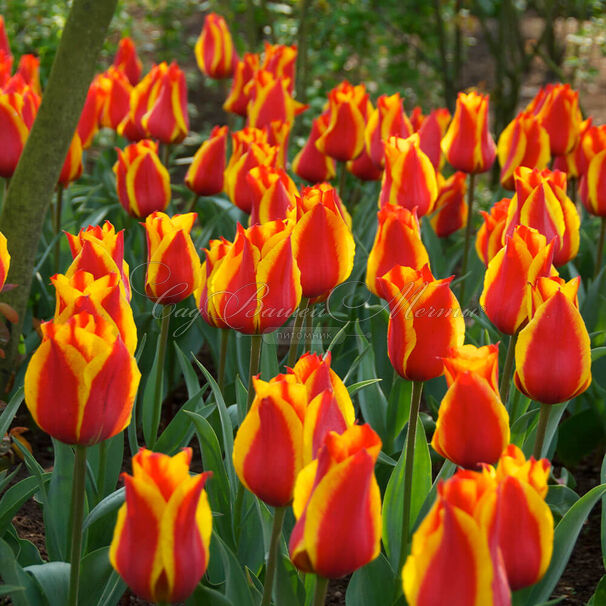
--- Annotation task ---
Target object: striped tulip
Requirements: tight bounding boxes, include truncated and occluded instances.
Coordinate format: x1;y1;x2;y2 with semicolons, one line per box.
248;165;297;225
15;54;41;96
265;119;291;168
292;183;355;299
414;107;451;171
52;270;136;355
347;148;383;181
114;139;171;218
0;50;12;87
552;117;593;179
366;205;429;297
0;90;31;178
289;424;382;578
98;67;133;131
441;91;496;174
292;112;336;183
377;265;465;382
196;236;231;329
58;132;83;187
77;76;105;149
24;312;140;445
430;171;468;237
475;198;510;266
206;221;301;334
495;444;550;498
110;448;212;603
379;134;438;217
480;225;556;335
576;122;606;177
583;149;606;216
514;277;591;404
0;16;10;58
185;125;228;196
112;37;142;86
0;230;10;291
144;212;201;305
497;111;551;190
261;42;297;92
432;344;510;469
223;53;259;117
194;12;238;79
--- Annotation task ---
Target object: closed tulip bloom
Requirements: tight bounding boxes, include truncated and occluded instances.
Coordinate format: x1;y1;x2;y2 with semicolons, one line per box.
0;16;10;58
584;149;606;216
0;50;12;87
248;165;297;225
15;54;41;96
195;236;231;328
552;117;593;179
379;134;438;217
576;122;606;176
145;212;201;305
443;343;499;390
365;93;413;168
415;108;451;171
497;111;551;190
265;119;291;168
476;198;510;266
112;37;142;85
441;91;496;174
431;171;468;237
495;444;550;498
292;112;336;183
289;424;382;578
377;265;465;382
0;91;30;178
480;225;555;335
432;344;510;469
207;221;301;333
98;67;133;131
195;12;237;79
24;312;140;445
110;448;212;603
292;183;355;299
51;270;137;355
58;132;83;187
114;139;171;218
185;125;228;196
66;222;131;301
514;277;591;404
347;148;383;181
315;81;370;161
0;231;10;292
224;52;259;116
261;42;297;92
366;206;430;297
77;76;105;149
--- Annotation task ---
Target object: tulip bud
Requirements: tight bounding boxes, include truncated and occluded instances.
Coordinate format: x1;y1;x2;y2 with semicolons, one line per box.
144;212;201;305
195;13;238;79
584;149;606;217
110;448;212;603
113;37;142;86
366;205;430;297
0;50;12;87
16;54;41;96
347;148;383;181
224;53;259;117
430;171;468;237
475;198;509;266
0;91;30;178
185;125;228;197
441;91;496;174
247;165;297;225
292;112;336;183
261;42;297;92
98;67;133;131
24;313;140;445
576;122;606;177
0;16;10;58
114;140;171;218
77;76;105;149
196;236;231;329
58;133;83;187
0;231;10;292
415;108;451;170
265;119;291;168
495;444;550;498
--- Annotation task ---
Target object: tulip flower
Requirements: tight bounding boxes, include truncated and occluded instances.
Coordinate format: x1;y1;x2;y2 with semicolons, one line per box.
430;171;468;237
98;66;133;131
65;222;131;301
77;76;105;149
584;149;606;217
377;265;465;382
475;198;510;266
265;119;291;168
0;231;10;292
514;276;591;405
196;236;231;329
0;50;12;87
365;93;413;168
292;183;355;300
0;91;30;178
144;212;201;305
432;344;510;469
195;12;238;79
224;53;259;116
261;42;297;91
113;139;171;218
576;122;606;177
292;112;336;183
24;312;140;445
379;134;438;217
480;225;555;336
347;148;383;181
315;81;370;161
495;444;550;498
248;165;297;225
0;16;10;58
289;424;382;578
497;111;551;190
441;91;496;174
58;132;83;187
141;61;189;144
207;220;301;333
414;108;451;170
109;448;212;603
366;205;429;297
112;37;143;86
15;54;41;96
185;125;228;197
51;270;137;355
552;117;593;178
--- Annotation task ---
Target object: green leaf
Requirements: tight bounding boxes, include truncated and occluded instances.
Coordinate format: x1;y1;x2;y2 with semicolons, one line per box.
601;453;606;569
275;553;306;606
591;346;606;361
545;485;579;522
174;342;201;398
0;475;50;536
522;402;568;458
82;488;125;532
414;459;456;532
213;532;256;606
346;553;395;606
260;331;279;379
0;387;24;438
79;547;124;606
142;325;167;446
0;585;25;596
0;539;45;606
24;562;70;606
187;584;233;606
347;378;382;396
556;407;605;467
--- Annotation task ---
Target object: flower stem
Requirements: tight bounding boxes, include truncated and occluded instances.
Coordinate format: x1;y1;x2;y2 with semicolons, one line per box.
246;334;263;411
151;306;171;447
459;172;475;304
304;302;313;353
337;161;347;201
160;143;171;169
54;185;64;273
499;330;518;405
260;507;287;606
186;191;198;214
68;445;87;606
95;439;108;503
313;576;329;606
533;403;551;459
218;328;229;391
595;216;606;279
399;380;423;573
286;297;310;368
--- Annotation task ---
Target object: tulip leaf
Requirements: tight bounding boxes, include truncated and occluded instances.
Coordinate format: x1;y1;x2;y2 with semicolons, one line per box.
78;547;124;606
0;386;24;439
347;378;382;396
96;570;126;606
260;332;279;379
275;553;306;606
516;483;606;605
544;485;579;523
82;488;125;532
601;453;606;570
0;539;45;606
522;401;568;459
0;585;25;596
24;562;70;606
142;324;167;447
586;575;606;606
413;459;457;533
187;584;233;606
346;553;396;606
591;346;606;361
0;475;50;537
213;532;256;606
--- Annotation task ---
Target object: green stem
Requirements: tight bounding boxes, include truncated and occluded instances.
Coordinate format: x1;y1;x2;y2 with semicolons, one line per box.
313;576;329;606
499;330;518;405
217;328;229;392
459;172;476;304
399;380;423;573
246;334;263;411
533;403;551;459
337;161;347;202
233;483;244;544
95;439;108;503
509;386;522;424
286;297;310;368
595;216;606;280
304;301;313;353
68;445;87;606
160;143;170;169
260;507;287;606
151;306;171;447
54;185;64;274
186;191;198;214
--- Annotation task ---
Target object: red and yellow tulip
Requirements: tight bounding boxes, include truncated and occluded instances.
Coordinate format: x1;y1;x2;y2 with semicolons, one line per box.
583;149;606;217
0;230;10;292
430;171;468;237
196;236;231;329
414;107;451;171
0;89;33;178
112;37;142;86
98;66;132;131
260;42;297;92
292;112;336;183
15;54;41;96
194;12;238;79
185;125;228;197
77;76;105;149
223;53;259;117
475;198;510;267
248;165;297;225
58;132;83;187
